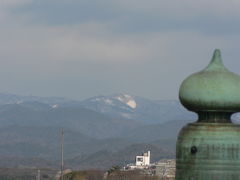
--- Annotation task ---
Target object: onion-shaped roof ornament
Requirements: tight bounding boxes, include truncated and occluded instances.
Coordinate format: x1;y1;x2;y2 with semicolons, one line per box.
179;49;240;116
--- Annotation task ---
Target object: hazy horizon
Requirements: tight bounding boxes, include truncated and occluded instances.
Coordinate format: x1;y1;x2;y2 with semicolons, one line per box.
0;91;180;101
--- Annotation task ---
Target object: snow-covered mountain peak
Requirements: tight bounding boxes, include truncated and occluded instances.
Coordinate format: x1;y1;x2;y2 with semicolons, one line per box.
115;94;137;109
86;94;137;109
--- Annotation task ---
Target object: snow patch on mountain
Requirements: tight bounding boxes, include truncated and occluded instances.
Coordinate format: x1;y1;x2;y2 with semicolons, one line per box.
126;100;137;109
52;104;59;108
90;98;101;102
116;94;137;109
121;113;134;119
104;99;114;105
16;101;23;104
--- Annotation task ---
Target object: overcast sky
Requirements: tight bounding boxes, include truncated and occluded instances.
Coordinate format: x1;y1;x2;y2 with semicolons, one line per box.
0;0;240;100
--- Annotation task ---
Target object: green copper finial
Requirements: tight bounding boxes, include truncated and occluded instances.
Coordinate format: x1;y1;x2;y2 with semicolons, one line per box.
179;49;240;122
205;49;227;71
176;49;240;179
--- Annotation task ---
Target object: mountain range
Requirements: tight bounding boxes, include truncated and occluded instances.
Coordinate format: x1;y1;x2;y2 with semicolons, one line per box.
0;92;237;170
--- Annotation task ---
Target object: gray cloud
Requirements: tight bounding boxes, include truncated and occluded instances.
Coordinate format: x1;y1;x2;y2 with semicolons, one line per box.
0;0;239;100
10;0;240;35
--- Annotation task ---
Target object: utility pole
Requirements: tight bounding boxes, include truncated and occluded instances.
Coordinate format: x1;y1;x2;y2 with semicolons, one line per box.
36;169;40;180
61;128;64;180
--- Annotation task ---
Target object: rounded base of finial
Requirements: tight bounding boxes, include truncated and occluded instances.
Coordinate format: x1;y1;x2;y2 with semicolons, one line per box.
176;122;240;180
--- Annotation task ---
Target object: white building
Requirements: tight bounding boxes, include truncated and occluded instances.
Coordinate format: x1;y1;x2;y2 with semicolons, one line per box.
135;151;150;166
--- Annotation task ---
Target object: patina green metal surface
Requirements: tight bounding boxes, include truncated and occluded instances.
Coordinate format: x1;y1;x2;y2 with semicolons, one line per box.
176;49;240;180
179;49;240;112
177;123;240;180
